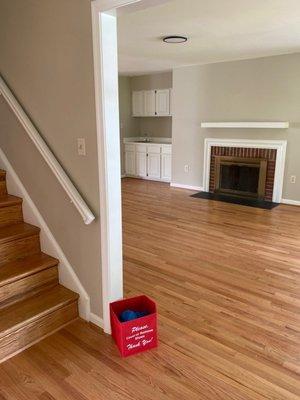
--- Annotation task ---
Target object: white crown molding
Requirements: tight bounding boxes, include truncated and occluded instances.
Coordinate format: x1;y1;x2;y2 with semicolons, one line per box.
203;138;287;203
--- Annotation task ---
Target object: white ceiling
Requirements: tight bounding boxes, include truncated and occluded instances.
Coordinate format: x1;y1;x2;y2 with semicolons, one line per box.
117;0;300;76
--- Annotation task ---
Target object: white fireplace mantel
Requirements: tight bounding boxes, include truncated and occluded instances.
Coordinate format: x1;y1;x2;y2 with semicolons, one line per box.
203;138;287;203
201;122;289;129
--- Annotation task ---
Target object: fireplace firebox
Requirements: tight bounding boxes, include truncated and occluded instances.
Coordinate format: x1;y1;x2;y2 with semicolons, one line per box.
214;156;267;200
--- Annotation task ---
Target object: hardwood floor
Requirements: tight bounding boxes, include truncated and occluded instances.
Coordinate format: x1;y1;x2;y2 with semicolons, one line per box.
0;177;299;399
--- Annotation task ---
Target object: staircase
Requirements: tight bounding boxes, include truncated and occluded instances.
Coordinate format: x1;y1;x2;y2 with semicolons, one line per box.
0;169;79;362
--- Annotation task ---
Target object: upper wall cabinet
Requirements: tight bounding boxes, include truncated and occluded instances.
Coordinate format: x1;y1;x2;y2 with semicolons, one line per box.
144;90;156;116
132;91;145;116
132;89;171;117
155;89;171;116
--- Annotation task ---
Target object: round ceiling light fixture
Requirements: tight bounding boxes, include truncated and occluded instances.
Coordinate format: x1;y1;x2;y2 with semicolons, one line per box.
163;35;188;44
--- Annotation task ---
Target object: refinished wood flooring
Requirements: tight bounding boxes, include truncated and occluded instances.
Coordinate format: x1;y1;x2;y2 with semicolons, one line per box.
0;178;299;399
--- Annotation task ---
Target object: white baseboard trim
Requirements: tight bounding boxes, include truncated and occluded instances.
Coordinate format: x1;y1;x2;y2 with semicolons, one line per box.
281;198;300;206
171;183;203;191
89;312;104;328
0;148;91;320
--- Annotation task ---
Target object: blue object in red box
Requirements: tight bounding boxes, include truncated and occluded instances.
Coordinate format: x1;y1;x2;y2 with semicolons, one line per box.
120;309;148;322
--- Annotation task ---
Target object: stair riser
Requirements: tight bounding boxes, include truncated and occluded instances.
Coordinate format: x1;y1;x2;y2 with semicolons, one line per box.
0;234;41;264
0;182;7;197
0;267;58;306
0;301;78;363
0;205;23;228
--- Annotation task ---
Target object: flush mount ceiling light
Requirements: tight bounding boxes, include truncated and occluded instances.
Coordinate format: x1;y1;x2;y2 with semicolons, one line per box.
163;35;188;44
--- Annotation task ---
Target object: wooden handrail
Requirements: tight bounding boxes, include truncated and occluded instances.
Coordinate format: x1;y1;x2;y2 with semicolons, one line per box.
0;75;95;225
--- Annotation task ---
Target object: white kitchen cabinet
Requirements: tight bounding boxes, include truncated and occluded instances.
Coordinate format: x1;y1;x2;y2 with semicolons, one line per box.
132;91;144;116
155;89;170;116
124;142;172;182
124;149;136;175
144;90;156;116
147;153;161;179
136;151;147;178
161;154;172;181
132;89;171;117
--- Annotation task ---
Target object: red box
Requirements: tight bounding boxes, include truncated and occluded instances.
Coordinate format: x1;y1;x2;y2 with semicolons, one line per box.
110;295;158;357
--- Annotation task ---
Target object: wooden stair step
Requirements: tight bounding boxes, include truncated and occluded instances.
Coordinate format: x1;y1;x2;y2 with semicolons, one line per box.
0;253;58;287
0;285;79;362
0;171;7;197
0;223;40;244
0;169;80;362
0;253;59;306
0;195;23;228
0;195;22;208
0;285;78;339
0;223;41;264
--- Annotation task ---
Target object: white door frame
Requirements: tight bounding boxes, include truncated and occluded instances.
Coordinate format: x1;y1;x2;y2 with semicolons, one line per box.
91;0;143;333
91;0;172;334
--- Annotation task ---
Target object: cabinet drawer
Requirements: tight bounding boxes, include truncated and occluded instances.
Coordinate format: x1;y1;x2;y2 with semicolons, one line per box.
162;145;172;154
147;144;161;154
125;144;135;152
136;144;147;153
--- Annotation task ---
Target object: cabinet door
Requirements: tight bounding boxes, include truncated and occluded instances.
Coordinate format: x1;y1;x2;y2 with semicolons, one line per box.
136;152;147;177
161;153;172;181
147;153;161;180
132;91;144;116
125;151;135;175
155;89;170;116
144;90;156;116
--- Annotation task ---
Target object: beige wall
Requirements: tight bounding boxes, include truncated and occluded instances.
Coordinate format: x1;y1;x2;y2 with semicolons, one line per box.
172;53;300;201
0;0;103;315
118;72;173;140
130;71;172;91
119;76;139;139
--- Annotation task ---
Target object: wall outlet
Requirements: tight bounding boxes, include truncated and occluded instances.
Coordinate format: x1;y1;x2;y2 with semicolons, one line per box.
184;165;190;173
290;175;296;184
77;138;86;156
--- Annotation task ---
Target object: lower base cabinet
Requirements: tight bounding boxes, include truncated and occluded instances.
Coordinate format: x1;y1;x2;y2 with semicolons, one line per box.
147;153;161;179
124;149;135;176
161;153;172;181
136;152;147;178
124;143;172;182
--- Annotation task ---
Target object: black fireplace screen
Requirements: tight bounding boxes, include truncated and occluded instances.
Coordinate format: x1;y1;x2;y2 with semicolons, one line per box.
220;164;260;194
214;156;268;199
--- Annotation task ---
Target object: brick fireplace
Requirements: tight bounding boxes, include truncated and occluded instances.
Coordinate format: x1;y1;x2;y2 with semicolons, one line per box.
203;139;287;204
209;147;277;201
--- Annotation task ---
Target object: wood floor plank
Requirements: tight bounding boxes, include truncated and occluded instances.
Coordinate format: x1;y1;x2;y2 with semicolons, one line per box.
0;178;299;399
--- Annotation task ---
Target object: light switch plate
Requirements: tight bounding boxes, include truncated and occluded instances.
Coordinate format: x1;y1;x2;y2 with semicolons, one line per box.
77;138;86;156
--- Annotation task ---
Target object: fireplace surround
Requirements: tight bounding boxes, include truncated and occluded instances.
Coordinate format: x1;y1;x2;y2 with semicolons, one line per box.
203;139;287;203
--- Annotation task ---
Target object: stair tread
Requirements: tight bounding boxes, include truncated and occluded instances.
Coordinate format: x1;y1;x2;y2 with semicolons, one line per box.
0;252;58;287
0;223;40;244
0;285;78;338
0;195;22;208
